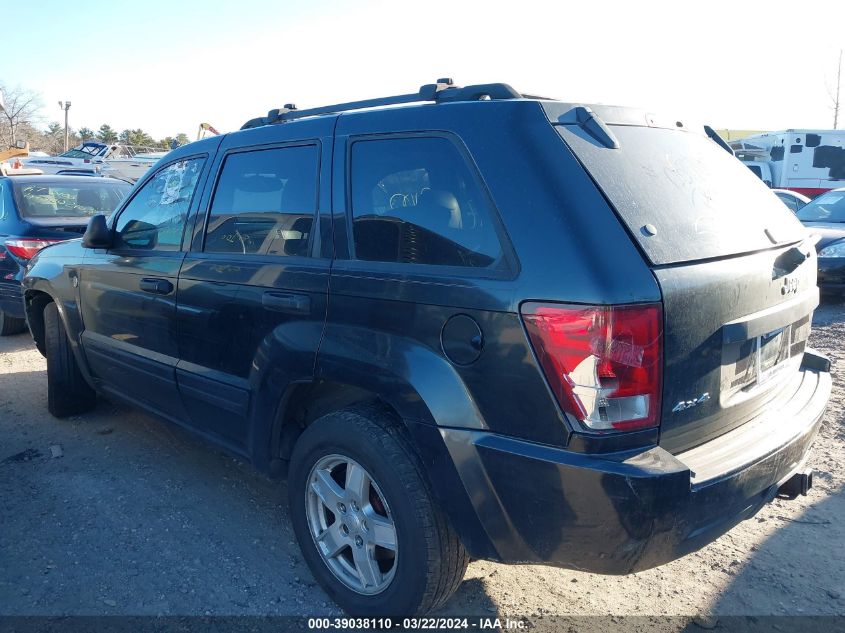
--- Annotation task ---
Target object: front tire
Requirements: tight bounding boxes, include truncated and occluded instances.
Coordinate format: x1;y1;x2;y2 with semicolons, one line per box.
289;405;468;616
44;302;96;417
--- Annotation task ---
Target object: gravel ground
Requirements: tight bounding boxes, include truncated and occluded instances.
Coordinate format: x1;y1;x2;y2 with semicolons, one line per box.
1;300;843;624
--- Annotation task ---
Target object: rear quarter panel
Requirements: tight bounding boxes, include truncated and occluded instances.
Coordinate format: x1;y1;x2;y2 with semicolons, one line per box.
326;101;660;447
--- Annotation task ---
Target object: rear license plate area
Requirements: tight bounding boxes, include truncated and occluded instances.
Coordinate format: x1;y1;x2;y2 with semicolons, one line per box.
757;327;790;384
724;318;807;394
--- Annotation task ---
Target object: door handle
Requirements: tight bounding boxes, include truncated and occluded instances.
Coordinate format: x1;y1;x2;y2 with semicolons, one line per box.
139;277;174;295
262;291;310;314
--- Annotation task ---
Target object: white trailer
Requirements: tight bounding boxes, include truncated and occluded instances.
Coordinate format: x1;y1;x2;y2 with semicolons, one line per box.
729;129;845;197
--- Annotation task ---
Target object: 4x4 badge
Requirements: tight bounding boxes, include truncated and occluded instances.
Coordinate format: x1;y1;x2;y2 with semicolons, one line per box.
672;393;711;413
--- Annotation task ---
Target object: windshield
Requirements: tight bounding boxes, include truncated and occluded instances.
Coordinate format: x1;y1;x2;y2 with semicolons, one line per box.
797;191;845;223
59;143;108;159
13;180;131;218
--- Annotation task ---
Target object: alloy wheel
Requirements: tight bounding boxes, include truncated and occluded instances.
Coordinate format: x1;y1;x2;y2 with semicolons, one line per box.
305;454;398;595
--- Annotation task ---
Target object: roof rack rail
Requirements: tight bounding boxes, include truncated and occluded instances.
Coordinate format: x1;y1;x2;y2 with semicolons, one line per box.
241;78;525;130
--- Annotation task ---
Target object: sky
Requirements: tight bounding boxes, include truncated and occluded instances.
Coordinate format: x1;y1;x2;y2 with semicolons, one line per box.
2;0;844;140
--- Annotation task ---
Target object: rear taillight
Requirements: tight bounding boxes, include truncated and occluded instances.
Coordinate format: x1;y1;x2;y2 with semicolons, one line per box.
521;302;663;432
4;238;64;261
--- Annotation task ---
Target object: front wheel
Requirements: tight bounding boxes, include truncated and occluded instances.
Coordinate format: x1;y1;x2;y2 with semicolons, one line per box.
288;405;468;616
44;302;96;417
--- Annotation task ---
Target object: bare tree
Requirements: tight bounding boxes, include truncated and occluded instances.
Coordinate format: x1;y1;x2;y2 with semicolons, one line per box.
829;49;842;130
0;83;42;146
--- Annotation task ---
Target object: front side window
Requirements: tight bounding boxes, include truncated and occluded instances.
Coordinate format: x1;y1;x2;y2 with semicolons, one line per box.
204;145;318;256
113;157;205;251
350;137;502;268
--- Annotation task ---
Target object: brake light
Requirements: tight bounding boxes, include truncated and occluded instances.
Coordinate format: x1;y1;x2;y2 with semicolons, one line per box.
4;238;64;260
521;303;663;432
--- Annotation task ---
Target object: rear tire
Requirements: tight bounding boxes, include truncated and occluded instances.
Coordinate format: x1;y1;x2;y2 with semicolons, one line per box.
289;404;469;616
44;302;96;418
0;310;27;336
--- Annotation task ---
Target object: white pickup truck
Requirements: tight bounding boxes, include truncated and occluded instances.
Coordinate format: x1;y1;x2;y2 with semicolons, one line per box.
730;129;845;198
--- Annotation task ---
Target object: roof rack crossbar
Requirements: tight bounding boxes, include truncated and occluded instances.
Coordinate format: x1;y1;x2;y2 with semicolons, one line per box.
241;79;524;130
275;90;427;122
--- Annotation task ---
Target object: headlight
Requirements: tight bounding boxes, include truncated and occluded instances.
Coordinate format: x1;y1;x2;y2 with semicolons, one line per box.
819;241;845;258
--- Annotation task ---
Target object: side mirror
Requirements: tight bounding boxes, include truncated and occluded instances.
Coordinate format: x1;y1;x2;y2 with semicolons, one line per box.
82;214;112;249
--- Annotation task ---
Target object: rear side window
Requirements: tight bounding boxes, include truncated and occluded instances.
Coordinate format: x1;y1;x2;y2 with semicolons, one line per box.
350;137;502;268
205;145;318;257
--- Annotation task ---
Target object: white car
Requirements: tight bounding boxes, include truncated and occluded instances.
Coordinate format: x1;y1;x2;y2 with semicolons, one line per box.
773;188;811;213
20;141;167;182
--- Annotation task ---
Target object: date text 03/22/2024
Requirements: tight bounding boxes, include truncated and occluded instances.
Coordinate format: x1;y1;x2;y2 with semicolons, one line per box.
307;617;528;629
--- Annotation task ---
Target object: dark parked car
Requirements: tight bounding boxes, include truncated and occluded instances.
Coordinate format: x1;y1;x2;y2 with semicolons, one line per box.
796;187;845;293
23;81;831;616
0;174;131;334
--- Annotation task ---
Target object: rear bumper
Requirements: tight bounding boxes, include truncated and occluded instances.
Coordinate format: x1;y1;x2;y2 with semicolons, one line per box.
0;281;25;318
817;258;845;292
441;353;831;573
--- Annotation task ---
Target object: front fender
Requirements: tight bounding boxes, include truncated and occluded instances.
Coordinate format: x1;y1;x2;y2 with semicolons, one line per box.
23;242;87;339
23;255;88;372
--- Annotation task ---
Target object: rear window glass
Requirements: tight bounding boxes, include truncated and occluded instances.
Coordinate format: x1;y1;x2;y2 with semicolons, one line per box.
797;191;845;223
13;180;131;218
556;125;806;265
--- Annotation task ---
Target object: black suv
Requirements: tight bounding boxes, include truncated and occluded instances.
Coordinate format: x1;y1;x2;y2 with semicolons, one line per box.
23;80;831;616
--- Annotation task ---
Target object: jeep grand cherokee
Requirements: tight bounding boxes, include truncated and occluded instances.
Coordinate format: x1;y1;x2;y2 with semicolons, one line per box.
23;79;831;616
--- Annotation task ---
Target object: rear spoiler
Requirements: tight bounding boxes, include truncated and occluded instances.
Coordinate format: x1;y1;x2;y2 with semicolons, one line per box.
704;125;735;155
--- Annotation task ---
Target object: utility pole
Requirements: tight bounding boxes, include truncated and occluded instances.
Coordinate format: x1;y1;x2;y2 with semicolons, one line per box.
833;49;842;130
58;100;71;151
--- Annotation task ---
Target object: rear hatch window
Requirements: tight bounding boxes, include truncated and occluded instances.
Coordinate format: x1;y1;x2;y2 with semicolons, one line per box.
555;124;806;265
13;180;130;222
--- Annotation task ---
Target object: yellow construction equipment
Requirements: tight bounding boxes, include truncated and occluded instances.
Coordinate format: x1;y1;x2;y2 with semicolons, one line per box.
196;123;220;141
0;140;29;164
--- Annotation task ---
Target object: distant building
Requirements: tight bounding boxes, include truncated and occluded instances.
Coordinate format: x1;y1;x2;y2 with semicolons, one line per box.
715;129;769;141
